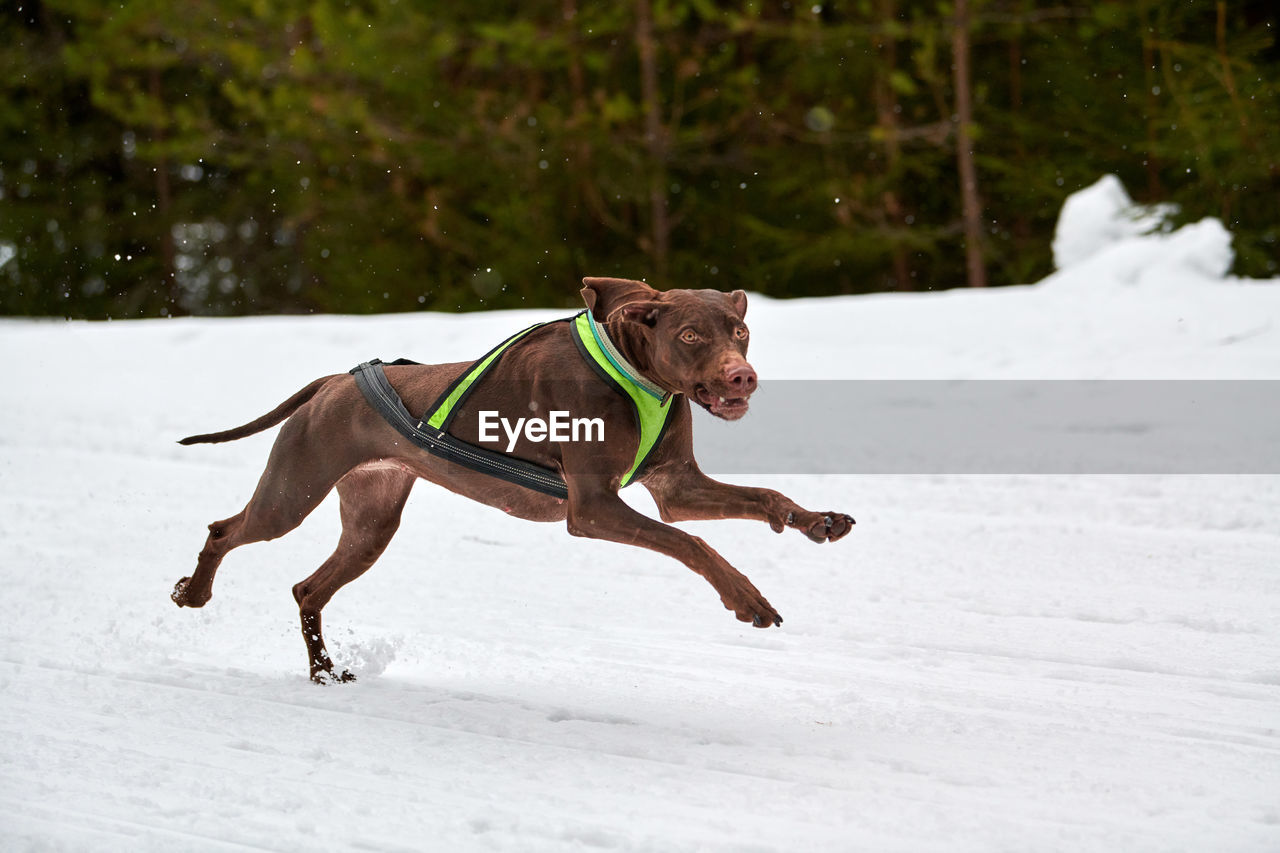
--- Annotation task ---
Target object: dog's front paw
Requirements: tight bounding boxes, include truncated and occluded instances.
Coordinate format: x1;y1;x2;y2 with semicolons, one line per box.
722;583;783;629
736;603;783;628
787;511;855;543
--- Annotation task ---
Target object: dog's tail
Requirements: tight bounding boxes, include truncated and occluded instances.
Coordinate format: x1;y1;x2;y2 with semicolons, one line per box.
178;375;339;445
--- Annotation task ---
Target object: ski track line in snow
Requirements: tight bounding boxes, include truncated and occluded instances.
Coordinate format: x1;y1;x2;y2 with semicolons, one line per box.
1;655;915;795
0;662;1005;851
2;800;284;852
1;656;1259;852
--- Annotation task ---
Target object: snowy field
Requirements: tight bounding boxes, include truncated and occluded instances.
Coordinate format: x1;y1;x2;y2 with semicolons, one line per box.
2;178;1278;851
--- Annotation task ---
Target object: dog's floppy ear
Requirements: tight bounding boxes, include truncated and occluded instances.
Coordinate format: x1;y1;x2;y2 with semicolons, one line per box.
609;299;664;328
581;277;658;322
729;289;748;319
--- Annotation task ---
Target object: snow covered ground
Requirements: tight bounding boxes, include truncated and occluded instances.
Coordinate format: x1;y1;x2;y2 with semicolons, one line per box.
2;177;1278;851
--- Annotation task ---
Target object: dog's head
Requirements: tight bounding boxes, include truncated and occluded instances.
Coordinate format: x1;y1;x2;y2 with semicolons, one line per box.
581;277;756;421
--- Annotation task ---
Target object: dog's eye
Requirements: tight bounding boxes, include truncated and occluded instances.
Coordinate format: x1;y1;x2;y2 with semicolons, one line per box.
680;330;700;344
734;326;749;340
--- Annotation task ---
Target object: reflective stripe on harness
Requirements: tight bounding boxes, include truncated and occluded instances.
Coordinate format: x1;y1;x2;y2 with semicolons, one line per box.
350;311;676;496
422;320;550;433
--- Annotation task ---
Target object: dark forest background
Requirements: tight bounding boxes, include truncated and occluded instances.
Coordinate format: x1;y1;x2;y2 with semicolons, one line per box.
2;0;1277;319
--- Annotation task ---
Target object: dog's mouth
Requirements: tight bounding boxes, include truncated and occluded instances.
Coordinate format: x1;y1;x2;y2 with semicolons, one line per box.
693;385;751;420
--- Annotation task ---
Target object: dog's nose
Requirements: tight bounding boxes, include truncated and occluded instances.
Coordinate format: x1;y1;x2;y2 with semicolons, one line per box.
725;363;757;394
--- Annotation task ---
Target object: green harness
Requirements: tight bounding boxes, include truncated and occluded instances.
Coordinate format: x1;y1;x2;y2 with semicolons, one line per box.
350;311;675;497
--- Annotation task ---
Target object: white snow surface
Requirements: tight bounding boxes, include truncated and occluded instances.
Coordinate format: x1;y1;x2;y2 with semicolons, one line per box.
2;179;1279;851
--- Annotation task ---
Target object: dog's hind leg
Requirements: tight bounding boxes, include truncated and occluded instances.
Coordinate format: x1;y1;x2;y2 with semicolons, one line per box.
291;465;416;683
171;418;355;609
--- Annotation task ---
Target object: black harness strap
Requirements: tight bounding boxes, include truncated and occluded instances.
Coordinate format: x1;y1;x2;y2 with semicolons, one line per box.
350;359;569;499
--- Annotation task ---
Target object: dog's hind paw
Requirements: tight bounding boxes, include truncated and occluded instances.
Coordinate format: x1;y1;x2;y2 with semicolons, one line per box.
311;669;357;685
170;576;209;608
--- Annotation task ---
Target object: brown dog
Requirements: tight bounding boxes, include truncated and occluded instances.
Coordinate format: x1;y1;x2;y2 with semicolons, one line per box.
173;278;854;682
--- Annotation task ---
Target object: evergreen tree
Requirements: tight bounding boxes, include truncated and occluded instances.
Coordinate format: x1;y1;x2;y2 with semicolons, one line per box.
1;0;1276;319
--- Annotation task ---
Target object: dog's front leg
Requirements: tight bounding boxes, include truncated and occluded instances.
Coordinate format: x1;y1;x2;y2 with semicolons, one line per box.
565;478;783;628
644;466;854;543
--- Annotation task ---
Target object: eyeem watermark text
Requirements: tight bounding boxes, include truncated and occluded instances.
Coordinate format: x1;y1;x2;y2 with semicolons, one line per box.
478;411;605;452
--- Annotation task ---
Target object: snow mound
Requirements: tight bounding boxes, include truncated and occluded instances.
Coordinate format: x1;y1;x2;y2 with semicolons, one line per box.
1047;174;1233;287
749;174;1278;379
